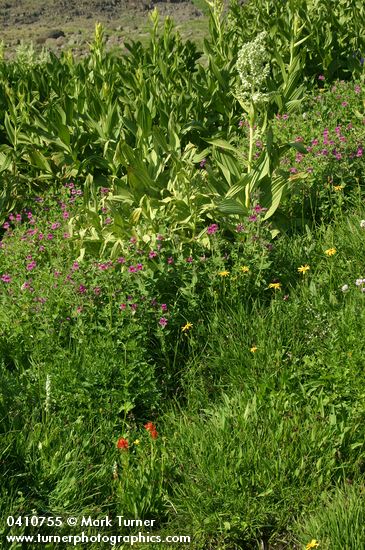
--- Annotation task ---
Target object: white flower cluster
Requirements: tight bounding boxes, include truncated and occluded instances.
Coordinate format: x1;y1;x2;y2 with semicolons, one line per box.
236;31;271;105
45;374;51;414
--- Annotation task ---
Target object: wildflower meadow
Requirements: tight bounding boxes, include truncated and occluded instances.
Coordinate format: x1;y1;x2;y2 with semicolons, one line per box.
1;0;365;548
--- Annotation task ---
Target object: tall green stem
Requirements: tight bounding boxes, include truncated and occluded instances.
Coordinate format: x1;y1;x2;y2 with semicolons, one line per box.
246;105;256;208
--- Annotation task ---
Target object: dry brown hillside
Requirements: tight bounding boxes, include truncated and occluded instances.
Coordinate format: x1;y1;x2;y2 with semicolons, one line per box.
0;0;207;57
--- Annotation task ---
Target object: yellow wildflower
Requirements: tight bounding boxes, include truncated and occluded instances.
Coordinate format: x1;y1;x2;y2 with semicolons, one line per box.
133;439;140;446
240;266;250;273
325;248;336;256
268;282;282;290
181;322;193;332
250;346;257;353
333;185;344;191
218;270;230;277
306;540;319;549
298;264;310;274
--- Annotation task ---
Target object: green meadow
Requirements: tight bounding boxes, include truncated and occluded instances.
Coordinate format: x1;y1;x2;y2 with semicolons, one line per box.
1;1;365;548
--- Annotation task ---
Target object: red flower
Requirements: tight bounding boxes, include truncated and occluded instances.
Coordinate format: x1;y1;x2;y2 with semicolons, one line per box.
144;421;155;431
150;429;158;439
117;437;129;450
144;422;158;439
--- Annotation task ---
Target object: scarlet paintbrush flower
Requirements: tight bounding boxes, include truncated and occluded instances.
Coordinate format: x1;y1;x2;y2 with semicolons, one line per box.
150;429;158;439
144;422;158;439
117;437;129;450
144;422;155;432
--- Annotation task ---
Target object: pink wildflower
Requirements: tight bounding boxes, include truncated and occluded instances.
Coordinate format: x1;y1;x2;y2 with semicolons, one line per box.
207;223;219;235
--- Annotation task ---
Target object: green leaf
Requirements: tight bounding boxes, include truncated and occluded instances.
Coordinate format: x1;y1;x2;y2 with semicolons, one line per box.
217;198;247;215
136;103;152;138
192;148;210;163
25;149;53;173
4;112;16;146
261;173;287;220
0;150;13;173
205;138;237;153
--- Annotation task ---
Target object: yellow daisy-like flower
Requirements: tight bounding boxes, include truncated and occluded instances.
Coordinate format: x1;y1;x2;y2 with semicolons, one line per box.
298;264;310;274
133;439;140;446
268;282;281;290
250;346;257;353
218;270;230;277
240;266;250;273
306;539;319;549
181;322;193;332
325;248;336;256
333;185;344;191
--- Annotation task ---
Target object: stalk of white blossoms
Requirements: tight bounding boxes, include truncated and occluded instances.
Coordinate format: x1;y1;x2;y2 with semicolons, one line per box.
236;32;271;207
236;31;271;106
